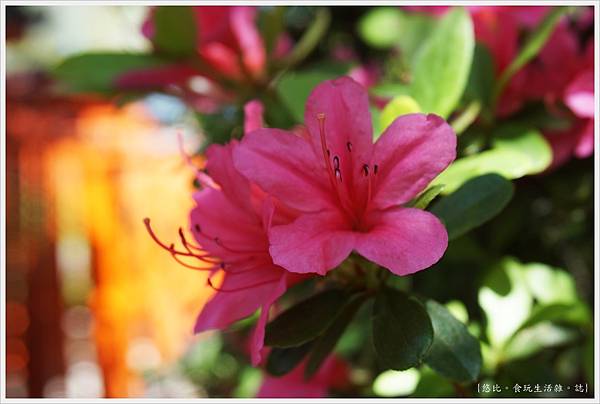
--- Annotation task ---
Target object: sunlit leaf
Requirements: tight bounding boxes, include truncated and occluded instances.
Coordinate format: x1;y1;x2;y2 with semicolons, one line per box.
409;8;474;117
358;7;406;49
430;174;514;240
379;95;421;133
504;322;578;361
406;185;445;210
372;288;433;370
479;258;533;348
432;125;551;194
373;368;420;397
519;302;591;330
411;365;455;397
522;263;578;304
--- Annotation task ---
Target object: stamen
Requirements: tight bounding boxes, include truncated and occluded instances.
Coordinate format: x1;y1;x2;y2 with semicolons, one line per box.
213;237;266;255
144;218;220;266
362;164;370;177
207;276;280;293
335;169;342;182
333;156;340;170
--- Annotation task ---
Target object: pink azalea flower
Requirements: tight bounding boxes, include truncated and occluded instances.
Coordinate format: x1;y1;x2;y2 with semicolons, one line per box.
235;77;456;276
145;101;304;365
257;355;349;398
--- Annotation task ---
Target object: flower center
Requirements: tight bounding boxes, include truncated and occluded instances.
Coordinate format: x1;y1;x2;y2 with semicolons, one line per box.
316;113;379;230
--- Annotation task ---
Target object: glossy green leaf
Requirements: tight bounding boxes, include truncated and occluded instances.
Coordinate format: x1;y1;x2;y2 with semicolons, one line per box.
423;300;482;382
406;185;445;210
265;343;313;376
432;125;551;194
379;95;421;132
153;6;197;57
409;8;474;117
304;293;367;378
430;174;514;240
372;288;433;371
54;53;166;93
276;63;349;122
265;289;350;348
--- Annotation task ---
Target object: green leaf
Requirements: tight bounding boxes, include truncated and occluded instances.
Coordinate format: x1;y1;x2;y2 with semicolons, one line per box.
54;53;166;93
370;83;410;98
492;7;568;110
373;368;420;397
519;302;591;331
153;6;197;57
521;263;578;304
503;322;578;361
379;95;421;133
372;288;433;371
196;106;244;148
462;43;494;108
265;289;350;348
479;258;533;348
409;8;474;117
432;125;551;194
304;293;367;378
423;300;482;382
358;7;405;49
412;365;455;397
265;343;313;376
359;8;435;60
406;185;445;210
430;174;514;240
276;63;349;122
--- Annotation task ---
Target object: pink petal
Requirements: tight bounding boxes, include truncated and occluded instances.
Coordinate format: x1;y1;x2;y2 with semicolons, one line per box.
200;42;243;80
230;6;266;78
190;188;266;258
250;273;288;365
575;119;594;158
304;77;374;202
244;100;265;134
269;211;356;275
205;142;252;212
356;208;448;276
234;128;334;212
194;265;282;333
371;113;456;209
565;69;594;118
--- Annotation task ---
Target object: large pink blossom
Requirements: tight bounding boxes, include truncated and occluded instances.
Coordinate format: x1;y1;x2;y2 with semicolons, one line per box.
145;101;303;365
257;355;349;398
235;77;455;276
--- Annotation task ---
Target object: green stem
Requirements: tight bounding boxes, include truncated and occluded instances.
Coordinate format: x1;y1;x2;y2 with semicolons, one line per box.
274;8;331;71
450;101;481;135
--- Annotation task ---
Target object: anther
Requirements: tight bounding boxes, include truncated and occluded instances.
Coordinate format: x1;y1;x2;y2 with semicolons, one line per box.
347;142;353;152
362;164;370;177
333;155;340;170
374;164;379;175
335;168;342;182
194;224;201;233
